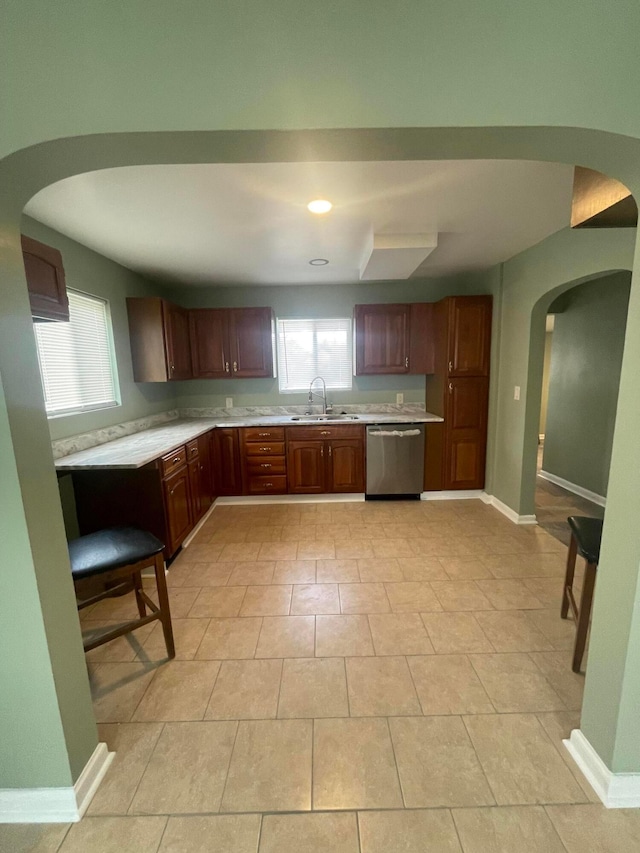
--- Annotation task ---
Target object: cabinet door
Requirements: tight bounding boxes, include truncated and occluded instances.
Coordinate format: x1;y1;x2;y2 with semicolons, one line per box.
354;304;410;374
212;428;242;495
408;302;434;374
163;303;193;380
287;441;326;494
162;466;192;553
190;309;229;378
188;457;203;520
228;307;274;378
22;235;69;321
328;439;365;493
447;296;492;377
198;432;214;512
444;377;488;489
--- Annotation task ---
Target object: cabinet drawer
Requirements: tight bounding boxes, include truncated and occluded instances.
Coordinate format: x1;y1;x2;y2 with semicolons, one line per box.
245;441;286;456
286;425;364;441
246;475;288;494
160;446;187;477
246;456;287;476
242;426;285;442
186;439;200;460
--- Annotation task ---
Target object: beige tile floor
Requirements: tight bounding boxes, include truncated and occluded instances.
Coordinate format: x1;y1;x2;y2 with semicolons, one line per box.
6;499;640;853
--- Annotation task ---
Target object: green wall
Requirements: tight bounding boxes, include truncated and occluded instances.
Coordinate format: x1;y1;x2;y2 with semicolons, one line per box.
164;277;482;410
542;273;631;498
22;217;174;441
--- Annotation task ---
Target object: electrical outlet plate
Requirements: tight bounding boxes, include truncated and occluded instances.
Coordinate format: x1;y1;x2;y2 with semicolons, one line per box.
225;397;233;408
396;393;404;405
514;386;520;401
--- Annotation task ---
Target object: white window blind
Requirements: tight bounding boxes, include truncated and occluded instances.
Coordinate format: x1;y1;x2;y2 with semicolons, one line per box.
277;318;352;393
34;290;119;417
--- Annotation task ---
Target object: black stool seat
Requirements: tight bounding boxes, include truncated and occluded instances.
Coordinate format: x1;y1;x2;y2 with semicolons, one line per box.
69;527;164;580
70;526;174;659
568;516;603;566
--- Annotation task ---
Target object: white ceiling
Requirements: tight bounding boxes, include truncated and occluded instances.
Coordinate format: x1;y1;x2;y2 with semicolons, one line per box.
25;160;574;286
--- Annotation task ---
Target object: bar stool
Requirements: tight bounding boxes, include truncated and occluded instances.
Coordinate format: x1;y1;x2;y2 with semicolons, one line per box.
70;526;175;659
561;515;603;673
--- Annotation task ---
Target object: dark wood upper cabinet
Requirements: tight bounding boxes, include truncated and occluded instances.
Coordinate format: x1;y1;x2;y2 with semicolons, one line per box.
164;302;193;380
447;296;492;377
189;306;274;380
127;297;193;382
354;304;410;374
189;309;228;378
408;302;435;374
22;235;69;322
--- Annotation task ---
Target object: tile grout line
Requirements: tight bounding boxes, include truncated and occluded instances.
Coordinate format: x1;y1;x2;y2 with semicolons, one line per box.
216;719;241;814
384;715;407;809
459;714;498;807
126;721;167;815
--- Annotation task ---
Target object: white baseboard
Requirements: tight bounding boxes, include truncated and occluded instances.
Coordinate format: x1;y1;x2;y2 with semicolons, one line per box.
214;493;365;506
564;729;640;808
538;470;606;508
0;742;114;823
182;502;218;547
420;490;484;501
482;493;538;525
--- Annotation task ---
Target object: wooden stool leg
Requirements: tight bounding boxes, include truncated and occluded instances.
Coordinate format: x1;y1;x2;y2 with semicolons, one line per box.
134;571;147;618
154;552;175;659
572;560;596;673
562;533;578;619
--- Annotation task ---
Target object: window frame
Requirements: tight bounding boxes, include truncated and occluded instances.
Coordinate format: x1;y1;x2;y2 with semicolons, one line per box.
275;316;353;394
34;288;121;419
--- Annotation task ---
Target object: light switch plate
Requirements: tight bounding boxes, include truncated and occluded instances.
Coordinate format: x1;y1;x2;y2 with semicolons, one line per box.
226;397;233;408
396;393;404;405
514;386;520;401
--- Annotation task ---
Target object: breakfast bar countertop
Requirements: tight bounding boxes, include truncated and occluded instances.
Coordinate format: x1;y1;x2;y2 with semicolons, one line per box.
53;413;444;471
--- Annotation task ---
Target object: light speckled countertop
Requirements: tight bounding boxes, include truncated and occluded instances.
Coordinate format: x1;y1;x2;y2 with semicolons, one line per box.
54;413;443;471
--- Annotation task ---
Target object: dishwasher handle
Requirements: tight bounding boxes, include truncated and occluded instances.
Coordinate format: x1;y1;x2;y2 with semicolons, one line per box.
367;428;422;438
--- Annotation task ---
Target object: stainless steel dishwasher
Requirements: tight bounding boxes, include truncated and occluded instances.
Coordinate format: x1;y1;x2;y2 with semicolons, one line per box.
366;424;425;497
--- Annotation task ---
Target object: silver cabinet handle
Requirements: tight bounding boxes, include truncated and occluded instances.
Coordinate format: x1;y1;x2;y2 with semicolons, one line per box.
258;432;270;437
448;360;453;372
449;382;453;393
260;463;272;468
233;361;238;372
320;430;330;436
225;361;230;373
328;444;332;457
259;446;271;452
173;456;181;464
405;356;409;368
320;445;324;457
264;482;273;488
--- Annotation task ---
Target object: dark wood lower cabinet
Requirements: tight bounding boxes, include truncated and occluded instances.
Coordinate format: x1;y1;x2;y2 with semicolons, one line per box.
443;377;488;490
287;432;365;494
163;465;193;554
212;428;242;496
287;441;326;494
328;439;365;493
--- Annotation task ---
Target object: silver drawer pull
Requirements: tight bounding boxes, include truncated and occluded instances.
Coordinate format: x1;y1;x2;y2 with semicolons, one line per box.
259;446;271;451
258;432;270;437
320;430;330;435
264;482;273;487
172;456;181;464
260;463;272;468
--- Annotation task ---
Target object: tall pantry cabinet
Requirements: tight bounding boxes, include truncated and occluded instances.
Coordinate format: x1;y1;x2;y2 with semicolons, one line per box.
425;296;492;491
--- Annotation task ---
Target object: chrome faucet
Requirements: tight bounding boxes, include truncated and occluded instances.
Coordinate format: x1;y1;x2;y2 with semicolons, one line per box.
307;376;329;415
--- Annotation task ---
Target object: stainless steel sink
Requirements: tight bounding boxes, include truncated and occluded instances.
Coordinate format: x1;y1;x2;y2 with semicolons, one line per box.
289;414;359;422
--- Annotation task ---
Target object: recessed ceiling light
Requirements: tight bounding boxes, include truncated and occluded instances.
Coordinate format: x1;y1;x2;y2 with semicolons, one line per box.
309;258;329;266
307;199;332;214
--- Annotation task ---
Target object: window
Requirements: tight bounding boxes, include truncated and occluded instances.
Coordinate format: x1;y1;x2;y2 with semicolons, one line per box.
276;317;352;393
34;290;119;417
